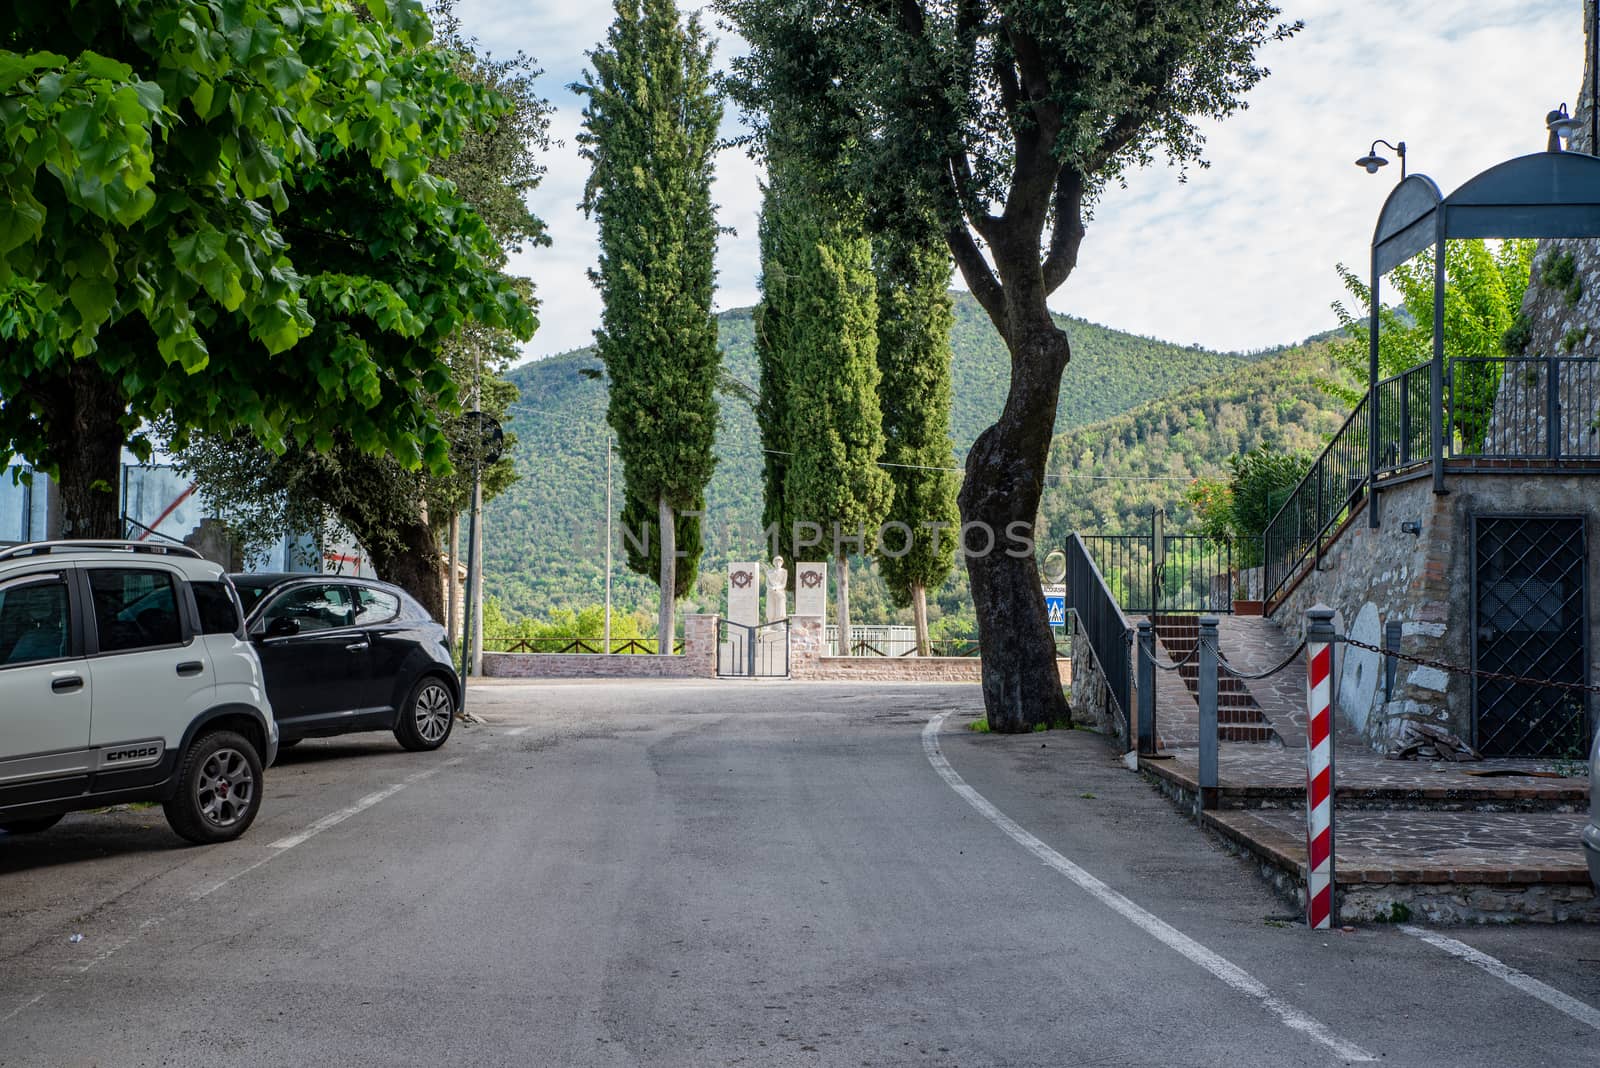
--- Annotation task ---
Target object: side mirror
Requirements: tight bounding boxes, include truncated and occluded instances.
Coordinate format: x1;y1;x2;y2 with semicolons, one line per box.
265;616;301;639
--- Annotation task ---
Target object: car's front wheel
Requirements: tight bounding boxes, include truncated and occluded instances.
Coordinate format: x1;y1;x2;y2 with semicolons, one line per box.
395;676;455;752
0;814;63;835
163;731;263;845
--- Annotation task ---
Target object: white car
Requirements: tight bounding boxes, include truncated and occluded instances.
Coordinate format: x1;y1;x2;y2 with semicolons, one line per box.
1585;729;1600;891
0;541;277;844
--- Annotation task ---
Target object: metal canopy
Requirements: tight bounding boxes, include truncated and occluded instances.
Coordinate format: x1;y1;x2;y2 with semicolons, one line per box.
1365;149;1600;506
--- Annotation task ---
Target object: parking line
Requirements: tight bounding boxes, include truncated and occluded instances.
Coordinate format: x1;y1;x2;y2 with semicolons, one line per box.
505;726;532;736
922;713;1375;1063
1401;925;1600;1032
267;757;465;852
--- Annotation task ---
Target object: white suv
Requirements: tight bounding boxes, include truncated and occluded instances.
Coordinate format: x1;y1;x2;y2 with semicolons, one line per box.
0;541;278;844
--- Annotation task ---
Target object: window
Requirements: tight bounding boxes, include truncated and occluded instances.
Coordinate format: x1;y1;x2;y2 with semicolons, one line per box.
262;584;354;633
354;587;400;626
192;580;243;636
0;574;70;667
89;569;182;653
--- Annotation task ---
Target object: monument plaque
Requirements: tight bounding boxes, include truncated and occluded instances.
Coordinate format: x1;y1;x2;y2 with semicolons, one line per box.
795;561;827;618
727;562;761;627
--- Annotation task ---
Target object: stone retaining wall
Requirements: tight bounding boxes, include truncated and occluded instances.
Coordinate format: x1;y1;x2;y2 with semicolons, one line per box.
1271;473;1600;752
482;614;718;679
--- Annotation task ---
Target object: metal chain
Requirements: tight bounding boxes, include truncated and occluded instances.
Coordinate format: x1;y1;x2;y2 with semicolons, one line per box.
1147;640;1201;672
1340;635;1600;695
1210;638;1308;681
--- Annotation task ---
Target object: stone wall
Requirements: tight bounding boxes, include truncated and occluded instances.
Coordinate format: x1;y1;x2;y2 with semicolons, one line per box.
483;613;719;679
1271;474;1600;751
788;614;1069;685
1070;618;1127;742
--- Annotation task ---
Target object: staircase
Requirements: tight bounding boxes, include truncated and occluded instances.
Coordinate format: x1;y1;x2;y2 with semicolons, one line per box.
1151;614;1278;743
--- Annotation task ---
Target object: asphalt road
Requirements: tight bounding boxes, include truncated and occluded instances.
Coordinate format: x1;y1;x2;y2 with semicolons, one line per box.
3;680;1599;1067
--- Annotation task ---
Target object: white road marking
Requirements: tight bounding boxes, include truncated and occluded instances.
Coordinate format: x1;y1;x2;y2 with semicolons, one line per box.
505;725;532;736
1401;925;1600;1032
0;993;47;1025
267;758;464;851
922;713;1376;1063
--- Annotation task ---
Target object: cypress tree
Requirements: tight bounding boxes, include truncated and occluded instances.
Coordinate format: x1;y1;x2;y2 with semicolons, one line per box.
874;229;959;656
756;166;890;651
577;0;722;648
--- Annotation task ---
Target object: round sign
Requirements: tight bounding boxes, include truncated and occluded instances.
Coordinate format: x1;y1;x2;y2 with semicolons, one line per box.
1041;549;1067;584
459;410;505;465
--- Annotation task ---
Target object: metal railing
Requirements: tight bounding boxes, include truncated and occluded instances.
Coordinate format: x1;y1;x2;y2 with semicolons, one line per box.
484;636;684;654
1078;534;1232;615
1262;393;1371;606
1066;533;1132;739
1452;356;1600;460
1373;362;1434;474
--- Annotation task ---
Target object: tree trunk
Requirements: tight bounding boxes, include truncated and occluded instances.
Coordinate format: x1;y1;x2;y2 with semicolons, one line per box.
53;362;126;539
912;582;930;656
959;302;1073;731
355;516;446;622
658;492;676;654
835;551;850;655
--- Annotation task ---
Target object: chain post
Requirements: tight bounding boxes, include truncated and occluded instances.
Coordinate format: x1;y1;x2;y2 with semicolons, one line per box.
1198;615;1220;811
1305;605;1337;930
1137;620;1156;756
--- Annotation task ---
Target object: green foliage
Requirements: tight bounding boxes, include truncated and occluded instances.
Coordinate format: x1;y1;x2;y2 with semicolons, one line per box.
756;166;891;569
482;597;653;651
1540;249;1581;307
874;226;959;608
1330;239;1534;454
1185;447;1311;567
168;3;547;602
1040;343;1352;544
0;0;533;524
576;0;723;599
967;716;991;733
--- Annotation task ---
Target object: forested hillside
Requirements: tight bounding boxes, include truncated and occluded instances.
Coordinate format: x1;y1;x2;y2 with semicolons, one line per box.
484;294;1307;622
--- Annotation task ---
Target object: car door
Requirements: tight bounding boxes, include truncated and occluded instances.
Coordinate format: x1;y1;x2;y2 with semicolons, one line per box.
252;582;372;731
351;585;409;716
0;567;92;799
83;566;213;765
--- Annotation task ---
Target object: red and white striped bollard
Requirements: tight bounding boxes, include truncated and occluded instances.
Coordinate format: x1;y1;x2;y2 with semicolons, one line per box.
1304;606;1336;930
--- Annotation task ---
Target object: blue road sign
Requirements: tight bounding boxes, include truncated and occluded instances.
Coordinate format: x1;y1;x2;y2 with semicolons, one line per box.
1045;590;1066;628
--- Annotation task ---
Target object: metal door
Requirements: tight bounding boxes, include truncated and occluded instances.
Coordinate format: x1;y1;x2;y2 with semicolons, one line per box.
1471;515;1590;757
717;619;789;678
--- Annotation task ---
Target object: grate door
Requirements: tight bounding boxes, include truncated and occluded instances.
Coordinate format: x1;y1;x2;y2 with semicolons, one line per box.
1471;515;1590;758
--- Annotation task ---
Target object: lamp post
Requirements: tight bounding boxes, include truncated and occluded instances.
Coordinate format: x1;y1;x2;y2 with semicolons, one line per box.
1548;102;1581;152
1354;139;1406;178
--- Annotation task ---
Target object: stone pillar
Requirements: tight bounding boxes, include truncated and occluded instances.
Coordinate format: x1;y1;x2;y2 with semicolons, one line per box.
795;562;827;618
727;562;761;626
788;615;825;679
682;614;720;678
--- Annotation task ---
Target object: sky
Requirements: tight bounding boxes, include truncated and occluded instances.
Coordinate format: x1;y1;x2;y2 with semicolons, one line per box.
453;0;1581;363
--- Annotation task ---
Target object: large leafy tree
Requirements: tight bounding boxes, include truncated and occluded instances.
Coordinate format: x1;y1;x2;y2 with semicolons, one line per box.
170;1;548;618
756;163;890;650
874;226;959;656
721;0;1297;729
0;0;530;539
576;0;723;646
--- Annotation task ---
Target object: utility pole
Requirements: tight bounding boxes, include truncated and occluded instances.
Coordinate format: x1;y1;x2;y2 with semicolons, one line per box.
604;431;613;654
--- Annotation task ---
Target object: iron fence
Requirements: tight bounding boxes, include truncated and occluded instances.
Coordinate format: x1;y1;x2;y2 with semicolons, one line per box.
1373;362;1434;474
1078;534;1232;615
1452;356;1600;460
484;636;684;654
1066;533;1132;738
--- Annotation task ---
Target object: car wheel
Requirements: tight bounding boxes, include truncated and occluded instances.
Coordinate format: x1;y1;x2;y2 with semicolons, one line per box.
395;675;456;752
162;730;263;845
0;815;63;835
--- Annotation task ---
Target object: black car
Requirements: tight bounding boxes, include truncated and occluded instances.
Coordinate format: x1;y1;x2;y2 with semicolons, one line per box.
230;574;459;752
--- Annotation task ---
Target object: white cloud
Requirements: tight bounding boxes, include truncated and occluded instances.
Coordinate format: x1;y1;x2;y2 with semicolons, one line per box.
455;0;1580;361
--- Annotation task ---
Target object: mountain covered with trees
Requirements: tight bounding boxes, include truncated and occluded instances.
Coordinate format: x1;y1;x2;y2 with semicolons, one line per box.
484;293;1322;622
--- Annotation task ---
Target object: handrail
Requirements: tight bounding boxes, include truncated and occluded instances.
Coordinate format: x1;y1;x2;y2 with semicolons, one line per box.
1065;533;1133;740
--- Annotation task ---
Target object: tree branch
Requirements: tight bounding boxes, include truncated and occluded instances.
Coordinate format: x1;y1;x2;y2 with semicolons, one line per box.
1040;168;1085;294
946;221;1005;328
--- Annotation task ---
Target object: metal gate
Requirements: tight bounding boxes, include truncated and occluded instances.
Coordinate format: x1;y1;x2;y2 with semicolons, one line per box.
1471;515;1591;757
717;619;790;678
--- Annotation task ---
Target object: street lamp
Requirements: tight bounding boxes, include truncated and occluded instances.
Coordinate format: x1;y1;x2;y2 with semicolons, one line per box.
1547;103;1581;152
1355;139;1406;178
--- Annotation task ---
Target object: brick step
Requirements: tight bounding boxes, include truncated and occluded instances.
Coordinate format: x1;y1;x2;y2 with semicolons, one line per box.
1217;708;1271;725
1219;725;1278;743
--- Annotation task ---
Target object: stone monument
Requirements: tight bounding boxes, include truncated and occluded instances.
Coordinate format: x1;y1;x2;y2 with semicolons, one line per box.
795;561;827;618
727;562;761;627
